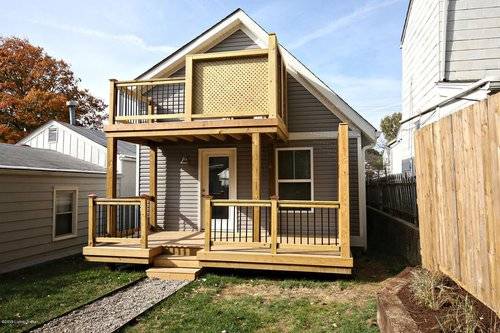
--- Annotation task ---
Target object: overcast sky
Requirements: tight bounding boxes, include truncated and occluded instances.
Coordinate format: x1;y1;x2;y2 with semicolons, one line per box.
0;0;407;129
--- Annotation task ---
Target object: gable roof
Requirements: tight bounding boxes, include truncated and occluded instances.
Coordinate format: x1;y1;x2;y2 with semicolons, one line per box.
400;0;413;45
136;8;378;144
0;143;105;173
18;121;136;156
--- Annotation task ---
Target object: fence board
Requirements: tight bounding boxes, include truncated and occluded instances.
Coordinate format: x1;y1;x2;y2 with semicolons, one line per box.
415;93;500;316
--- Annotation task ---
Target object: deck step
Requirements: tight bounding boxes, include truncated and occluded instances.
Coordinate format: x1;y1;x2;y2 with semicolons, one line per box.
153;255;200;268
162;245;202;256
146;267;201;281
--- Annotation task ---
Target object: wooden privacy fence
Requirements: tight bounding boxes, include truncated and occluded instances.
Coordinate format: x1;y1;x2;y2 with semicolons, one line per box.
414;93;500;315
366;174;418;225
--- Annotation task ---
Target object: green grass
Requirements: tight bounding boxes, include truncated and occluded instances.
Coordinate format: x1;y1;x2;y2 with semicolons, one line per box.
124;252;406;333
0;255;145;333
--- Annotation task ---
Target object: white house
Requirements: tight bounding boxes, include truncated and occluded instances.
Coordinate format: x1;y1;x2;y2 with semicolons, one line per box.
389;0;500;174
18;120;137;196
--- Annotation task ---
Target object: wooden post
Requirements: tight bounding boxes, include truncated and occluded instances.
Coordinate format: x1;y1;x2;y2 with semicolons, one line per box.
108;79;117;125
252;132;261;242
87;193;97;246
140;195;148;249
203;195;212;252
106;137;117;236
270;195;278;254
268;140;276;197
147;99;154;124
338;123;350;258
268;34;278;119
149;145;157;227
184;56;193;122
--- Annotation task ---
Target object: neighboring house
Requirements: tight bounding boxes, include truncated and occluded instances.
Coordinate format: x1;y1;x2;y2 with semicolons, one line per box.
0;144;107;274
83;9;378;278
389;0;500;174
18;120;137;196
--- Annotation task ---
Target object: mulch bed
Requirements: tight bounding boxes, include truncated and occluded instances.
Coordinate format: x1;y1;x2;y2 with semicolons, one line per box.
398;273;499;333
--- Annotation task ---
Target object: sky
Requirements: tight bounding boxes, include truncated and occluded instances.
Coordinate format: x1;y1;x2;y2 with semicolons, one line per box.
0;0;408;129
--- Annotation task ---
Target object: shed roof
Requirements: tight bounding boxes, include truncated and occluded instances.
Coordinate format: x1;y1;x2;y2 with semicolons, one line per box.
0;143;105;173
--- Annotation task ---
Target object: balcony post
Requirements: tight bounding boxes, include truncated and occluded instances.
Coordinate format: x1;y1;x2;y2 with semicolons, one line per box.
149;145;157;227
108;79;117;125
184;56;193;122
87;193;97;246
202;195;212;252
140;195;149;249
268;33;278;119
338;123;350;258
252;132;261;242
106;137;117;236
270;195;278;254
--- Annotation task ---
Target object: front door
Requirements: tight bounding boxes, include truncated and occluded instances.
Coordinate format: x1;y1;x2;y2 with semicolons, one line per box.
199;148;237;230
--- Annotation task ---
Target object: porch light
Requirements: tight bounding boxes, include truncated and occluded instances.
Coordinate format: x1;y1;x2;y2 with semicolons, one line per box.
180;155;190;166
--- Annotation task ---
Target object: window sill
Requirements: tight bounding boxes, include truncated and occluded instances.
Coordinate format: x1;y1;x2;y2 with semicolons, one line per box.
52;233;78;242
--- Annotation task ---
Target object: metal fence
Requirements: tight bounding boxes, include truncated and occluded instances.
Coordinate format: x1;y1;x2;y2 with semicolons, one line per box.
366;174;418;225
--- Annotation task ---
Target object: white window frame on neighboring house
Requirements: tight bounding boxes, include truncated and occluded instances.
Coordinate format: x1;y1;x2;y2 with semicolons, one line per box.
52;186;78;241
275;147;314;211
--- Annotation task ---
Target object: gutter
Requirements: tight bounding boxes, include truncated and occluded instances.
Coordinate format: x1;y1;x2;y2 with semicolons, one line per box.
400;77;500;125
0;165;106;174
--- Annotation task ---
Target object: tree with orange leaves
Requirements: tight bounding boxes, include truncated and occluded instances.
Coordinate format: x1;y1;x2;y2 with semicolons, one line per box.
0;37;106;143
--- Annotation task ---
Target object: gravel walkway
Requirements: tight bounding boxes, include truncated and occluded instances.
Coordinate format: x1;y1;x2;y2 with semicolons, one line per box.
31;278;189;333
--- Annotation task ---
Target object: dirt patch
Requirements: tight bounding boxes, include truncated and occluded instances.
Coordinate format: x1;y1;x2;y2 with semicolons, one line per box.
217;281;383;306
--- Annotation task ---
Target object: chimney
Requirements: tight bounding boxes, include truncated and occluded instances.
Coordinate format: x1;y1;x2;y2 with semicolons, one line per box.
66;100;77;125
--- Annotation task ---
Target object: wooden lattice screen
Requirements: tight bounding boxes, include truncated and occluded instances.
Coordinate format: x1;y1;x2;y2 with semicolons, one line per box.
191;55;269;117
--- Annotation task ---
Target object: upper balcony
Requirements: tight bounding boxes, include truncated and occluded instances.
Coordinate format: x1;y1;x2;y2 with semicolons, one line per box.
105;34;288;143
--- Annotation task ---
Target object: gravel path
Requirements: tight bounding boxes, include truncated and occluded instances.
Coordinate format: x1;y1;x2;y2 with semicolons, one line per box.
31;278;189;333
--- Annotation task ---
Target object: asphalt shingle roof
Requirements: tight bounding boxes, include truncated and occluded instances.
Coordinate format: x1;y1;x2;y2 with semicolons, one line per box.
56;122;136;156
0;143;105;173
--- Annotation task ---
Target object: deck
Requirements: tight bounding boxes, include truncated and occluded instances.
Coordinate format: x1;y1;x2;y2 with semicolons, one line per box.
83;230;353;274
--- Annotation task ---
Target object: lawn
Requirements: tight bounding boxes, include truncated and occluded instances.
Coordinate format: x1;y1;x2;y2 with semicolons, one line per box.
0;255;145;333
124;252;406;333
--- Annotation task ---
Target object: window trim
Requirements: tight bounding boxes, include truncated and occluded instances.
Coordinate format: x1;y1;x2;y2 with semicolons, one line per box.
52;186;78;241
275;147;314;211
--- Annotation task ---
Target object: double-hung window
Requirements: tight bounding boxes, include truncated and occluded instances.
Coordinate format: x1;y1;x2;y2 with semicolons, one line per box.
53;187;78;240
276;148;313;203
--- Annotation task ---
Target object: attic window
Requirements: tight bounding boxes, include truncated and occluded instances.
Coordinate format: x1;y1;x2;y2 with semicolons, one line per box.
48;127;58;143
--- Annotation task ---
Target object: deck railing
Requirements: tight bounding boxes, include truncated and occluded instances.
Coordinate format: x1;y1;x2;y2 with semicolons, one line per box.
108;34;287;127
87;195;154;248
202;197;349;258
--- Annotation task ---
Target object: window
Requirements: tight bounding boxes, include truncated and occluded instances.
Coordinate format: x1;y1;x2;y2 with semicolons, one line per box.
53;188;78;240
48;127;58;143
276;148;313;202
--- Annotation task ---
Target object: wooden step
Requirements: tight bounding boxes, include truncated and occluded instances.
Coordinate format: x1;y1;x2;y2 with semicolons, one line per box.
153;255;200;268
146;267;201;281
162;245;202;256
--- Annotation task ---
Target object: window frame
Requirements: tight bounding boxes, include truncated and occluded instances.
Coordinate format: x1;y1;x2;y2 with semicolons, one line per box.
52;186;78;241
275;147;314;212
48;127;58;143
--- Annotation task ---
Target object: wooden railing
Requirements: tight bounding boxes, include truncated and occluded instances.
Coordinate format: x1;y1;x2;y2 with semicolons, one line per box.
202;197;350;258
87;194;154;248
108;34;287;127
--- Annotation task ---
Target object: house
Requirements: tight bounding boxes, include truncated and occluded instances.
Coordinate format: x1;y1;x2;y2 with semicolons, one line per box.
17;120;137;196
0;144;107;274
82;9;378;279
389;0;500;174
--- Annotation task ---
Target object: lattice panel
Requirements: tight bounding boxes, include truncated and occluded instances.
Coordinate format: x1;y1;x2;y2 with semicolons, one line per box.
192;56;269;116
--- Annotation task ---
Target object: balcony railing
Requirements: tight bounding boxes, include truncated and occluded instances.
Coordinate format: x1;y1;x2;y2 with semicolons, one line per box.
108;34;287;127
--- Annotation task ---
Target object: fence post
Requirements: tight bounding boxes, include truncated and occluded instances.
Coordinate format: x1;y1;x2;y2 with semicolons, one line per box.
88;193;97;246
203;195;212;252
140;195;148;249
338;123;350;258
270;196;278;254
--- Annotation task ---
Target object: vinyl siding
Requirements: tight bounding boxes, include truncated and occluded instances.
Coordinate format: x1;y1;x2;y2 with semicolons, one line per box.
445;0;500;80
0;171;107;274
287;74;342;132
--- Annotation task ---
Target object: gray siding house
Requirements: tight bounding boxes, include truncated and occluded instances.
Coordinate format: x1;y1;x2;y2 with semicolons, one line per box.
0;144;108;274
389;0;500;174
134;9;377;248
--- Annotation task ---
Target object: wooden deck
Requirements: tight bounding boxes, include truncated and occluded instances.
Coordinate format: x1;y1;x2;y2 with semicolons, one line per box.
83;230;352;274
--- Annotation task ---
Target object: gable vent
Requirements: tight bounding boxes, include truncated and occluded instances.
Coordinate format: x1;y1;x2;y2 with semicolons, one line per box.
48;127;58;143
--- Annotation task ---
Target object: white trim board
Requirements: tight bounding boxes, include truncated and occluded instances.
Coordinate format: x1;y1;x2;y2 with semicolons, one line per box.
136;9;377;143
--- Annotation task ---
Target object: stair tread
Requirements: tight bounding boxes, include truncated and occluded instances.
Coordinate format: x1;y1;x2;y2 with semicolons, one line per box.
147;267;200;273
155;255;198;260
